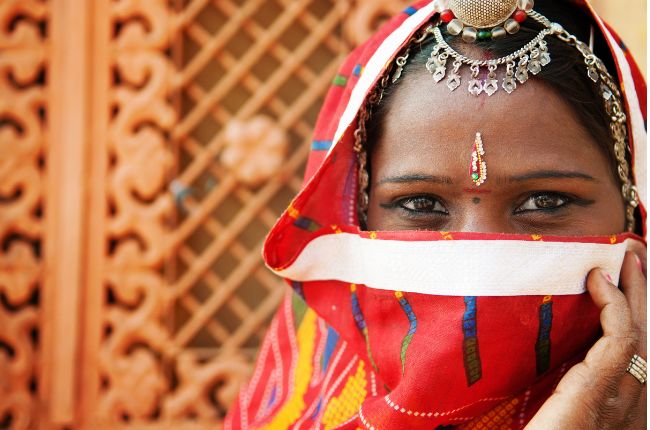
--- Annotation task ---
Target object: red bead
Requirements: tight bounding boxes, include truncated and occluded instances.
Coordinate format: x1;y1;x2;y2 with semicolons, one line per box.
440;9;455;23
513;9;527;23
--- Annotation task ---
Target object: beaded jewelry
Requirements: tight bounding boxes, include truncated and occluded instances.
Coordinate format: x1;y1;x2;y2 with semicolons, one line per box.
440;0;534;43
470;132;487;186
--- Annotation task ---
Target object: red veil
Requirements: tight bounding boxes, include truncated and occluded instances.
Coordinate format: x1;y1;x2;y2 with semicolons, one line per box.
225;1;647;429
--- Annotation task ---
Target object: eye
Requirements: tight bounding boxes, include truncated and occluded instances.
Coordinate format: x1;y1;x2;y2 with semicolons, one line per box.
515;193;569;213
398;196;448;214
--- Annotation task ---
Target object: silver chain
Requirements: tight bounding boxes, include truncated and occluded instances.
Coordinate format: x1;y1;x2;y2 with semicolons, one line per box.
551;22;639;230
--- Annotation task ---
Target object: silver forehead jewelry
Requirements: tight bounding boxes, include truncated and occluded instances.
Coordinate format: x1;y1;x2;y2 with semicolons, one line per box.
358;1;639;231
425;1;638;229
426;10;556;96
626;354;647;385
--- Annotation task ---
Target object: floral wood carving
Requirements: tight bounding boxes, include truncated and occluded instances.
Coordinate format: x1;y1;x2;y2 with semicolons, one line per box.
99;0;175;421
163;352;251;420
91;0;350;425
0;0;47;428
220;116;289;188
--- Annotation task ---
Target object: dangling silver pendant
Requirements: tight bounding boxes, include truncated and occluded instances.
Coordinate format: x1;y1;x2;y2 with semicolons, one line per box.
601;83;613;100
540;52;551;66
483;64;498;96
516;55;529;83
503;76;517;93
392;54;408;83
502;61;517;93
446;60;462;91
425;45;442;73
539;40;551;66
392;66;403;83
468;79;483;96
447;73;461;91
528;59;542;75
484;79;498;96
468;65;483;96
585;54;599;82
433;66;447;82
429;48;449;82
515;68;528;83
587;67;599;82
528;48;542;75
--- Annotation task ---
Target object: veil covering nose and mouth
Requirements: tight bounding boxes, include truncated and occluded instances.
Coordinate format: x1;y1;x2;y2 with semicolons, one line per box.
225;1;647;429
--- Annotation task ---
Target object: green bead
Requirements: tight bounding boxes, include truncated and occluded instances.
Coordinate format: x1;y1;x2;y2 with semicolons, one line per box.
477;30;491;40
472;173;479;180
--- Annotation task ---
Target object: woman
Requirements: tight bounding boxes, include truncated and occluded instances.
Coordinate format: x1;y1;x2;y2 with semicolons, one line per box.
225;0;646;428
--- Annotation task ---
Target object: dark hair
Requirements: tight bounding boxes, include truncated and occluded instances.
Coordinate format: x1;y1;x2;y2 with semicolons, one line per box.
366;0;623;182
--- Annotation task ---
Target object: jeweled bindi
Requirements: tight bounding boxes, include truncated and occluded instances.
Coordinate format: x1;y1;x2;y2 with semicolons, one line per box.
470;132;487;186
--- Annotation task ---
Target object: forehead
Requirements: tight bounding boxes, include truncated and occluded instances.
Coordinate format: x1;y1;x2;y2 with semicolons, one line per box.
373;68;608;179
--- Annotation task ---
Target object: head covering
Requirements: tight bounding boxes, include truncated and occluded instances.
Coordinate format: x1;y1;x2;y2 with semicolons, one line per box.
225;1;646;429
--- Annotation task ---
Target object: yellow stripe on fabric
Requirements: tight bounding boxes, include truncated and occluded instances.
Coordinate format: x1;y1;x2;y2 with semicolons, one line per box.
258;310;318;430
459;397;519;430
321;360;367;429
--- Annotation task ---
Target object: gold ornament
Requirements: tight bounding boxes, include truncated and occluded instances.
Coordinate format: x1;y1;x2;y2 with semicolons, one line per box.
448;0;518;29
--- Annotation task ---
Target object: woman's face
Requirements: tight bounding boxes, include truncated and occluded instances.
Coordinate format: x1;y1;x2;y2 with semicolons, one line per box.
366;69;626;235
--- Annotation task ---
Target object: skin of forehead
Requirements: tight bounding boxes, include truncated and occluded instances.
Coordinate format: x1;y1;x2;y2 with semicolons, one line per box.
366;67;626;234
372;68;614;186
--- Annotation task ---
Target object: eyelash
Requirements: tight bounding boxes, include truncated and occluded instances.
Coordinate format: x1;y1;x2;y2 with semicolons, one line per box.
381;192;582;216
513;192;573;214
381;195;449;216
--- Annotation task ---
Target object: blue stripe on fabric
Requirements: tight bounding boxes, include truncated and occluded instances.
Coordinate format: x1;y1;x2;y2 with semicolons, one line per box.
312;140;332;151
311;397;323;419
291;281;305;299
267;384;277;407
321;327;340;372
403;6;417;15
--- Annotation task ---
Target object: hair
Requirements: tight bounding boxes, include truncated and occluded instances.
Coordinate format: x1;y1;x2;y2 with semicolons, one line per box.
365;0;624;185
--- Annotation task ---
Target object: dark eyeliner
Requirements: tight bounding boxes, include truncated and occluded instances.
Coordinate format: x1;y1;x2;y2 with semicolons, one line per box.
513;192;595;214
379;195;448;215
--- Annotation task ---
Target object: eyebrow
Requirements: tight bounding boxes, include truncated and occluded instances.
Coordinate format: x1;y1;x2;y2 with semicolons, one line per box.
377;174;453;186
507;170;598;183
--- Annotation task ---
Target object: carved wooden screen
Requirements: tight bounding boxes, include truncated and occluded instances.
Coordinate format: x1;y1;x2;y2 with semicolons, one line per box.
81;0;403;429
0;1;46;428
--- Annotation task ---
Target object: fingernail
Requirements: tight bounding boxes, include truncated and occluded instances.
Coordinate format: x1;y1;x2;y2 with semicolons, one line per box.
601;271;613;283
634;254;643;272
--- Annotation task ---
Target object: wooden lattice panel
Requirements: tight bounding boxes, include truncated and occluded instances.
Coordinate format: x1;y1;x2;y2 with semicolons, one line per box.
91;0;355;426
166;0;352;420
171;0;348;354
0;1;47;429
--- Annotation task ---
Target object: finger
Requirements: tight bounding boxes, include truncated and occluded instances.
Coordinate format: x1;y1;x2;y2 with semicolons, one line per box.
528;271;643;429
616;251;647;423
586;268;635;346
625;240;647;278
619;251;647;349
579;270;636;391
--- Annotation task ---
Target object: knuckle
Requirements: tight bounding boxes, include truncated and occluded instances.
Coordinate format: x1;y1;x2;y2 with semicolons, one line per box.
610;329;640;356
577;391;627;430
620;331;640;353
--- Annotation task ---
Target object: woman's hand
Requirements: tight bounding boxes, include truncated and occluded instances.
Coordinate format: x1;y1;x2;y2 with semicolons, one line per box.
526;249;647;430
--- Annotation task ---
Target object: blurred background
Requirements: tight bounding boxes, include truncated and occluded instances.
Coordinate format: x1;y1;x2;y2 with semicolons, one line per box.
0;0;645;428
